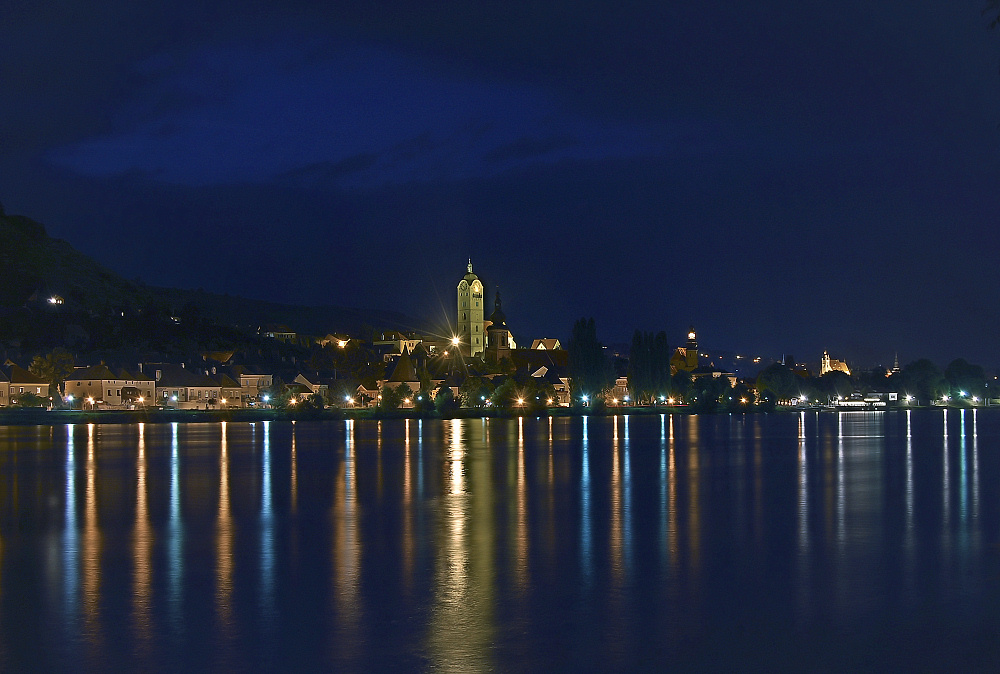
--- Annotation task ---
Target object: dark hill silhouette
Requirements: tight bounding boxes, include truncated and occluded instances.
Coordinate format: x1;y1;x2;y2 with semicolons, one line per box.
0;210;422;338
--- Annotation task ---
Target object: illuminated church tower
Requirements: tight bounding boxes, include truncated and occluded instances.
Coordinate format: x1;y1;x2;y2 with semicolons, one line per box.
457;260;484;357
685;325;699;370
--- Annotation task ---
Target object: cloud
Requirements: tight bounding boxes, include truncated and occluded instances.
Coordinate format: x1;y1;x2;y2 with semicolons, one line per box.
48;38;665;188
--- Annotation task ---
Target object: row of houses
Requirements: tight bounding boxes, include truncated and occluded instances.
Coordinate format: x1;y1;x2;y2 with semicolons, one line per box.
0;360;294;410
0;363;51;406
60;363;285;410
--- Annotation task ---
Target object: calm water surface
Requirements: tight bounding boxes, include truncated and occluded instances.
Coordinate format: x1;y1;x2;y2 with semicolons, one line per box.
1;411;999;672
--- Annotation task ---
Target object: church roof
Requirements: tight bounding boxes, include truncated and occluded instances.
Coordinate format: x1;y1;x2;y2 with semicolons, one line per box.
386;351;419;383
487;289;506;327
462;259;480;284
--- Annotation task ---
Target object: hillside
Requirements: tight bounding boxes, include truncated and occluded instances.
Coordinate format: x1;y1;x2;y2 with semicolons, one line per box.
0;209;422;352
0;211;147;310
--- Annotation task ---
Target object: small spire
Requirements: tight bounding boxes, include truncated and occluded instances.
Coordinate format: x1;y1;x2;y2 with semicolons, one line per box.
467;259;473;273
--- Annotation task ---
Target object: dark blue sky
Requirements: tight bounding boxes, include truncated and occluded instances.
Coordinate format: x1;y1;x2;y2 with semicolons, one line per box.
3;1;999;367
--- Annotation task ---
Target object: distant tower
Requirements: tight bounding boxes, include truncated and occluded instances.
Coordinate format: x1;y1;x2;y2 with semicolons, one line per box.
685;325;699;370
486;288;512;363
892;352;900;374
821;350;831;375
457;260;484;357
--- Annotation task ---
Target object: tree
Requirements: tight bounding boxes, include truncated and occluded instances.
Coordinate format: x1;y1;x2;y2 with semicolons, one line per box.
687;374;732;412
899;359;948;402
29;347;75;390
379;383;403;409
567;317;613;403
434;384;459;414
460;376;493;408
756;363;799;402
395;383;414;407
13;392;44;408
628;329;673;404
490;378;520;410
816;371;853;401
944;358;986;398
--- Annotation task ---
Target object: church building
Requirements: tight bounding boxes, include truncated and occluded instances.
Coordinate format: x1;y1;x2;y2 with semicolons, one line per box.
485;289;513;363
456;260;485;357
670;326;700;374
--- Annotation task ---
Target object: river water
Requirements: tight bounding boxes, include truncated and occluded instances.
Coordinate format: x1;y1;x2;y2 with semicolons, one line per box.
0;411;998;672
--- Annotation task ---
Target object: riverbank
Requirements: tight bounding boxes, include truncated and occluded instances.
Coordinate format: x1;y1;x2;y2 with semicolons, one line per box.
0;403;959;426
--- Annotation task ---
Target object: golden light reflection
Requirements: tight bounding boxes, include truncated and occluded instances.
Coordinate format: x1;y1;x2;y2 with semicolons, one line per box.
514;416;529;593
428;418;495;671
402;419;414;591
687;420;701;578
216;422;234;634
83;423;103;650
132;423;153;651
667;416;677;572
610;416;623;583
546;416;555;563
377;421;384;501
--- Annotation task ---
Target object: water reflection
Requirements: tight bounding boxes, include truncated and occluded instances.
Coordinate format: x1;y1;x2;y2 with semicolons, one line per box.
332;420;361;659
133;423;153;655
83;424;101;651
168;422;182;632
63;426;78;639
6;414;1000;671
514;417;528;594
260;421;275;623
581;416;592;581
217;422;234;636
428;418;495;671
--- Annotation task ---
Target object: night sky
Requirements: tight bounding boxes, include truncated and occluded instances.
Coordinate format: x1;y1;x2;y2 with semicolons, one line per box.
3;2;999;367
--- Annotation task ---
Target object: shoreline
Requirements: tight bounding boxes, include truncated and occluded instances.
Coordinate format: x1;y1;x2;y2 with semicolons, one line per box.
0;404;967;426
